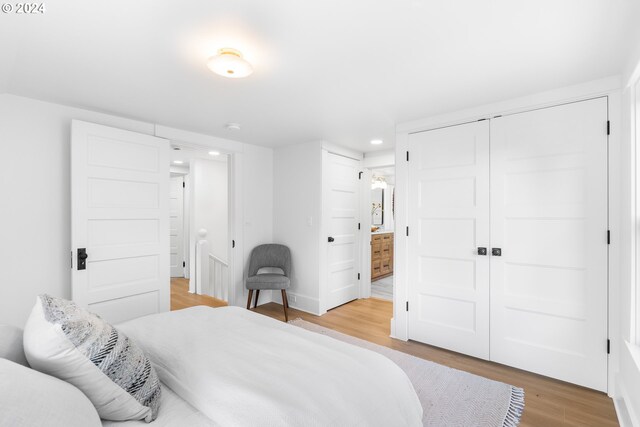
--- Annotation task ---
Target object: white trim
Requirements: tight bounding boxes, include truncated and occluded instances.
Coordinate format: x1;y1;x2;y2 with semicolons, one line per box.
363;149;395;168
155;125;244;154
392;131;409;340
285;291;321;315
322;141;363;161
607;90;622;398
397;76;620;134
394;78;622;395
360;169;373;300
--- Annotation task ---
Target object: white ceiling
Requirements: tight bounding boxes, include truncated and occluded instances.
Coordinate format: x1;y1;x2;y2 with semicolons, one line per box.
1;0;638;152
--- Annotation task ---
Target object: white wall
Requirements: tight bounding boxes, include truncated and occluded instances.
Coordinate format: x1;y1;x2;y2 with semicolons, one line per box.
363;149;394;169
0;94;273;327
273;141;323;314
237;143;274;307
192;158;228;262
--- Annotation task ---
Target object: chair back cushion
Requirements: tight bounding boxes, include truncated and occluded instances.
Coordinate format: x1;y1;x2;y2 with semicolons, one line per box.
248;244;291;277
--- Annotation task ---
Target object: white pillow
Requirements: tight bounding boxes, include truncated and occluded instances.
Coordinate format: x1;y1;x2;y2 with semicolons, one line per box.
23;295;161;422
0;358;101;427
0;324;28;367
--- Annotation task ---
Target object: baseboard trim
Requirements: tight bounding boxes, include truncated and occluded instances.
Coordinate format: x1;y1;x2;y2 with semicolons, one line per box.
284;291;320;316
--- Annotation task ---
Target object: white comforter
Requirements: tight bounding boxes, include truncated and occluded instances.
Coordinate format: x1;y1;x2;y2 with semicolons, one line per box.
118;306;422;427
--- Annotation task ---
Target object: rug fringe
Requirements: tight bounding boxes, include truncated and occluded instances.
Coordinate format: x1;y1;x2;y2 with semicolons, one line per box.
503;387;525;427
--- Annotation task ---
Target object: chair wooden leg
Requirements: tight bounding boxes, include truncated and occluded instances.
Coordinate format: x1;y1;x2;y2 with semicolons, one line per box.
254;290;260;309
281;290;289;322
246;290;253;310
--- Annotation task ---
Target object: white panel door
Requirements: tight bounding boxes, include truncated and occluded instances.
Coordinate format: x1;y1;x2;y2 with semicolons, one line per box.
169;176;184;277
71;120;170;324
326;153;360;310
490;98;608;391
407;121;491;359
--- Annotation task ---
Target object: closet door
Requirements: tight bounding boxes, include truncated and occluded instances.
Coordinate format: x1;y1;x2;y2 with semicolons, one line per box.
407;121;490;359
490;98;608;391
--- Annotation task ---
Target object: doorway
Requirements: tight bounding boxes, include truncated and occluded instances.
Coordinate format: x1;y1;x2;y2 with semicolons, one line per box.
369;166;395;301
168;143;231;306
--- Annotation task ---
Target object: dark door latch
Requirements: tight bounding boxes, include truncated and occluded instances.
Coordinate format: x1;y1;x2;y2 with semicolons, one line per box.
492;248;502;256
477;247;487;256
328;237;335;242
77;248;88;270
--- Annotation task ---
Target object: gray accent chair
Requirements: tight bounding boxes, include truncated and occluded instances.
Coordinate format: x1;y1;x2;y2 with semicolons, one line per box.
246;244;291;321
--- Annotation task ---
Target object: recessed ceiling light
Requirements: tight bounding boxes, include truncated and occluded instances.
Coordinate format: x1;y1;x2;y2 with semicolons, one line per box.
207;48;253;79
209;151;220;156
370;139;383;145
226;122;241;130
173;160;184;165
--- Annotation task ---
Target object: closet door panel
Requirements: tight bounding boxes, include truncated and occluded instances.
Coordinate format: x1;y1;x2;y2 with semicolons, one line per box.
490;97;608;391
407;121;490;360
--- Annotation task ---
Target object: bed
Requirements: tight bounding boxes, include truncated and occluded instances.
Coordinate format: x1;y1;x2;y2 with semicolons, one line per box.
1;304;422;426
109;305;423;426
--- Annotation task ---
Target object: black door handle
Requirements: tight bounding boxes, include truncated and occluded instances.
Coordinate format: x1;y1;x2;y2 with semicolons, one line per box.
77;248;88;270
328;237;335;243
492;248;502;256
477;247;487;256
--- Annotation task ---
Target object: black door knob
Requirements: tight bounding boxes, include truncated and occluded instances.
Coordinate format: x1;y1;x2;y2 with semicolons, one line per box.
477;247;487;256
492;248;502;256
328;237;335;243
77;248;88;271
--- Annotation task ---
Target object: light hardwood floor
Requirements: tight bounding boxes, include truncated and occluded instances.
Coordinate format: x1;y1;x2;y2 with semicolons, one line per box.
170;279;618;427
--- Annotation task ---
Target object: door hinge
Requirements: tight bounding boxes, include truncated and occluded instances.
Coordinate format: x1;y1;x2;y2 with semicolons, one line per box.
232;240;236;248
183;261;186;268
607;121;610;136
358;223;361;230
406;301;409;311
607;339;611;354
406;226;409;236
607;230;611;245
357;273;360;280
406;151;410;162
358;171;363;180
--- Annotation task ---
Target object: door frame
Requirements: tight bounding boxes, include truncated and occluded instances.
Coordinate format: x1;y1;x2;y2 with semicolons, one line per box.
394;76;621;396
155;126;242;307
359;156;397;303
169;174;186;278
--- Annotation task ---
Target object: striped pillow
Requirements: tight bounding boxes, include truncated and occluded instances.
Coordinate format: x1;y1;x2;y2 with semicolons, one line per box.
23;295;161;422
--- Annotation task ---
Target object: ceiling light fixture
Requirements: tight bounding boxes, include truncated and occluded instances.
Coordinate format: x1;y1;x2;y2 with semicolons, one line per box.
370;139;383;145
371;175;388;190
207;48;253;79
226;122;241;130
209;151;220;156
173;160;184;165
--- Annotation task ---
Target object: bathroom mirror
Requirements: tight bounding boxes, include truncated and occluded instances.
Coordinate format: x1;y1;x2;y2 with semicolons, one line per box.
372;188;384;225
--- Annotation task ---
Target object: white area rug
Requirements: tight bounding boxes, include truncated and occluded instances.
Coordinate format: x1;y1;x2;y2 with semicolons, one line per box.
290;319;524;427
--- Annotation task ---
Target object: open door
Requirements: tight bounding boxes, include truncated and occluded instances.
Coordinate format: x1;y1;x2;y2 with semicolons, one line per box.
324;152;361;310
71;120;170;324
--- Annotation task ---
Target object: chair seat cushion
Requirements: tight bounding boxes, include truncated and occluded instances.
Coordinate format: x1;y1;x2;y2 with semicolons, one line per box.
246;274;290;290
